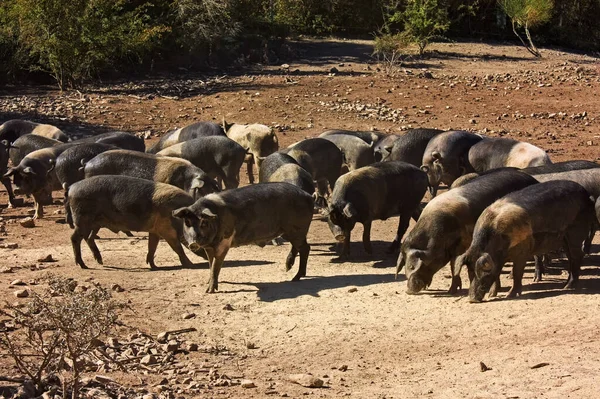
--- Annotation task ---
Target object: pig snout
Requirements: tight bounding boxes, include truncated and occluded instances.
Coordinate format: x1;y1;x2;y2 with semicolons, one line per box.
406;275;428;295
327;220;346;242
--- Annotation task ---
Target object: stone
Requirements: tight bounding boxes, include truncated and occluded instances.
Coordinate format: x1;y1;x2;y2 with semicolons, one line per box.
111;284;125;292
157;332;169;343
0;243;18;249
10;279;25;286
14;289;29;298
37;254;56;262
241;379;256;388
223;304;234;311
94;375;115;384
287;374;324;388
182;312;196;320
184;342;198;352
330;67;339;74
20;217;35;228
141;354;157;365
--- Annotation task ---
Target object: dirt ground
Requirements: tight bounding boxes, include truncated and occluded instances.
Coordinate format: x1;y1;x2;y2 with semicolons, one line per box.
1;39;600;398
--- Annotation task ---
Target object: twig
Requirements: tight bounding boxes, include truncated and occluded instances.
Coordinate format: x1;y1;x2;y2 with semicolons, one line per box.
285;324;297;334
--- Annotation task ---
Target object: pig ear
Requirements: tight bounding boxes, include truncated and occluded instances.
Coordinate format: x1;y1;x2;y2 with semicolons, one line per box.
201;208;217;219
22;167;36;175
420;165;429;173
191;178;205;189
47;159;55;175
476;254;493;272
384;145;393;153
431;151;442;160
3;167;16;178
172;207;194;220
342;203;357;219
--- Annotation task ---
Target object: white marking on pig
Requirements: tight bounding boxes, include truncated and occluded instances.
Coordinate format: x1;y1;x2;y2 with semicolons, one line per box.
204;193;226;207
162;128;182;148
506;142;551;168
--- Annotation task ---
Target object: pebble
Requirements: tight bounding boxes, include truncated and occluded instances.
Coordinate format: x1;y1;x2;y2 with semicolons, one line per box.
10;279;25;286
111;284;125;292
141;354;157;365
182;312;196;319
37;254;55;262
223;304;234;311
14;289;29;298
241;380;256;388
0;243;18;249
20;217;35;228
287;374;324;388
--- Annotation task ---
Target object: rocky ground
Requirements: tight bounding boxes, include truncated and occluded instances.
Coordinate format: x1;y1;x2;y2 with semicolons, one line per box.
0;39;600;398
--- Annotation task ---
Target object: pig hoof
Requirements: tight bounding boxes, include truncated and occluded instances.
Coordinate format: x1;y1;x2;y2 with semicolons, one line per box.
563;281;577;290
506;289;521;298
77;263;89;269
205;285;218;294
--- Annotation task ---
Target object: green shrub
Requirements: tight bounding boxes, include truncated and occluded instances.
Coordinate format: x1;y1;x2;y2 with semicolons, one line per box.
499;0;553;57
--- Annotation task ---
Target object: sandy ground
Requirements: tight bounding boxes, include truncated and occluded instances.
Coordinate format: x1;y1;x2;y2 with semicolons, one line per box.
1;39;600;398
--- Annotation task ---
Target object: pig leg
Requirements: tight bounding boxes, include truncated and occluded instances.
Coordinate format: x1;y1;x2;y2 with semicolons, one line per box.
362;221;373;255
163;232;194;268
85;228;103;265
1;177;17;207
314;179;329;208
563;235;584;290
32;193;44;219
294;239;310;281
448;256;462;295
71;227;89;269
388;212;411;254
206;242;231;293
246;158;255;184
285;246;298;271
146;233;160;269
533;255;544;282
507;258;526;298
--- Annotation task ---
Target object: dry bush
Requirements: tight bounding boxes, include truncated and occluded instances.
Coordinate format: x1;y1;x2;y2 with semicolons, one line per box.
0;274;122;398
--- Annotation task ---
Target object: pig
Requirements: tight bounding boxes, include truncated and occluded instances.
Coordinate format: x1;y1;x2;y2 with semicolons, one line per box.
523;160;599;175
156;136;246;189
267;164;315;196
382;128;444;164
66;176;201;269
320;134;375;171
0;119;68;143
596;197;600;225
420;130;484;196
459;180;595;302
172;182;314;293
281;138;343;207
468;137;551;172
9;135;63;166
55;143;118;190
0;141;15;207
327;161;428;258
147;122;225;154
258;153;301;183
397;169;538;295
4;143;77;218
532;168;600;199
318;129;383;144
222;120;279;184
84;150;219;200
74;131;145;152
373;134;401;161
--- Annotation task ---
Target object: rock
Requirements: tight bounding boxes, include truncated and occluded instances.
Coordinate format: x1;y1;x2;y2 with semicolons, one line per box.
86;388;112;399
480;361;491;372
287;374;324;388
1;267;14;273
111;284;125;292
0;243;18;249
348;287;358;293
10;279;26;286
184;342;198;352
157;332;169;343
165;340;179;352
14;289;29;298
107;337;119;347
94;375;115;384
37;254;56;262
141;354;157;365
241;379;256;388
223;304;234;311
182;312;196;320
20;217;35;228
338;365;348;372
330;67;339;74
